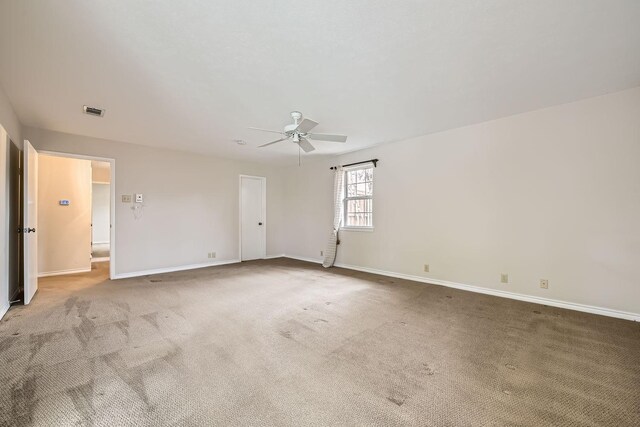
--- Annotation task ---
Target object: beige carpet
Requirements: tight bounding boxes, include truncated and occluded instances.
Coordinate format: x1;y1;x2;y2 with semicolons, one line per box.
0;258;638;426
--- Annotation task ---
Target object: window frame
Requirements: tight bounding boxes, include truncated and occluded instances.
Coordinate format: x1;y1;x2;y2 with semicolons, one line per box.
342;164;374;230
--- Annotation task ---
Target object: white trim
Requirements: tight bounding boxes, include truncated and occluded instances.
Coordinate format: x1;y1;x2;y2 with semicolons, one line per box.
239;175;267;261
277;256;639;322
112;258;240;280
343;164;374;229
39;267;92;278
92;240;109;244
38;150;113;163
332;262;640;322
0;302;8;320
342;161;375;171
1;126;9;318
91;257;110;263
264;254;285;259
38;150;116;280
340;226;374;232
284;254;323;264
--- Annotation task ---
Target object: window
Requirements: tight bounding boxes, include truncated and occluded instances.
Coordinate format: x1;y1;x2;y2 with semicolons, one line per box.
343;166;373;228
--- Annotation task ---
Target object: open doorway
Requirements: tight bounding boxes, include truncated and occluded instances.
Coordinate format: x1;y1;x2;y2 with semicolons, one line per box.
91;161;111;263
37;152;115;281
8;138;22;303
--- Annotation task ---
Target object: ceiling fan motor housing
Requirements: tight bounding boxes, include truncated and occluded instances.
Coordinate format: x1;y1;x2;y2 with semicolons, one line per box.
285;111;303;135
284;123;299;135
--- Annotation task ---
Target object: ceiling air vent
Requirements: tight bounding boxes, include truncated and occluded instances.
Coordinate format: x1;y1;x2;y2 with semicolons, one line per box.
83;105;105;117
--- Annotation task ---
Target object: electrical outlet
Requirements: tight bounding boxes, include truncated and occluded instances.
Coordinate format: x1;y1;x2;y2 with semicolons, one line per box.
424;264;430;273
540;279;548;289
207;252;216;259
320;250;323;256
121;195;132;203
501;273;509;284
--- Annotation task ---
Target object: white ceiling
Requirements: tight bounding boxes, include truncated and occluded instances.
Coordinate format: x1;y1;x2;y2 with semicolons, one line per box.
1;1;639;164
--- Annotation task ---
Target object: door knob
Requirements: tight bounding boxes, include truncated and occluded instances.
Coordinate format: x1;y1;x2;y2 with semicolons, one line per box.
27;228;36;233
258;222;263;225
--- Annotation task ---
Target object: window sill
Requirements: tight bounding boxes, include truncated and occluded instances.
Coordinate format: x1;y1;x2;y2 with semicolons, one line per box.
341;227;374;232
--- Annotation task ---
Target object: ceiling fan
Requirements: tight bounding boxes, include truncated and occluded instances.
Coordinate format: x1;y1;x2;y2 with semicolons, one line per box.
249;111;347;153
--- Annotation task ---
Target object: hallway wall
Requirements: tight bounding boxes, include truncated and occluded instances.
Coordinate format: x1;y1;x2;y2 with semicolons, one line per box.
92;183;110;245
38;155;92;276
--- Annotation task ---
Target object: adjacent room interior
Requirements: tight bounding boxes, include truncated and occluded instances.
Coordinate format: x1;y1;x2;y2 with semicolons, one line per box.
91;161;112;263
37;155;112;278
0;1;639;426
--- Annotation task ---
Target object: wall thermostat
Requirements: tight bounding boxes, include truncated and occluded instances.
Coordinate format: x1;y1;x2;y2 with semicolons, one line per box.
135;193;143;203
59;200;70;206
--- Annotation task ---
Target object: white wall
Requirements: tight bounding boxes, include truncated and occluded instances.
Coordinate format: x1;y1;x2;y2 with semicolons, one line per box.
38;155;92;275
0;86;21;145
0;125;9;318
0;85;21;318
92;161;111;183
92;183;110;244
23;127;286;277
282;87;640;318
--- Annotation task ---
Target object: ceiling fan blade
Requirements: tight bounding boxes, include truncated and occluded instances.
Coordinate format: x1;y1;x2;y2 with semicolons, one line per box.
248;127;284;135
295;118;319;133
297;137;315;153
258;137;288;148
307;133;348;143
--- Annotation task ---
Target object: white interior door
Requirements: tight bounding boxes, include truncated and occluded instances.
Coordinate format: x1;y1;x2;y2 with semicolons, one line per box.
23;140;38;304
240;176;265;261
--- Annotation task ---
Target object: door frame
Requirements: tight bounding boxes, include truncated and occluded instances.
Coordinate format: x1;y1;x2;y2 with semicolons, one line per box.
7;139;22;302
238;175;266;261
39;150;116;280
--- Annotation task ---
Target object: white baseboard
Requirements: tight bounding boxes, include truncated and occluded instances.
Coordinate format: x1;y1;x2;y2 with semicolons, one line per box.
39;267;92;278
102;253;639;322
113;258;241;279
92;257;110;263
332;262;639;322
92;241;109;245
112;255;291;280
277;256;639;322
283;254;324;264
0;301;9;320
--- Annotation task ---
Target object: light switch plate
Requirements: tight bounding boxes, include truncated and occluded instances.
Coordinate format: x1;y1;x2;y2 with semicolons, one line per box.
135;194;143;203
122;195;132;203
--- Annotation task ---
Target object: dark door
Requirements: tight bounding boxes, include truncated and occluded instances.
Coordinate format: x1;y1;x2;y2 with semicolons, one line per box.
8;140;22;302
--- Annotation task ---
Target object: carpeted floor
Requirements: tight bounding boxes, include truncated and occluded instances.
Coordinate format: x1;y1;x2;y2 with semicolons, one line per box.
0;258;638;426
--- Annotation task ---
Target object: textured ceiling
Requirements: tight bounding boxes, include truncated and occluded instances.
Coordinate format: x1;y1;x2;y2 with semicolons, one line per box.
1;0;639;164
